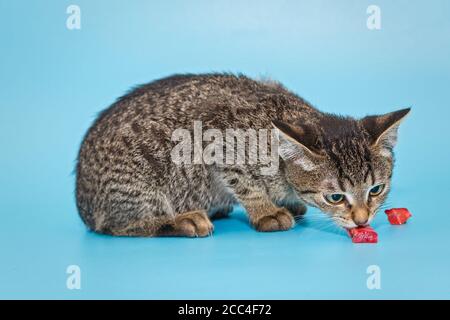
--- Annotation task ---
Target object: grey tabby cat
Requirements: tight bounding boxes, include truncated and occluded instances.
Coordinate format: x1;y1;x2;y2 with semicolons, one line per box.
76;73;409;237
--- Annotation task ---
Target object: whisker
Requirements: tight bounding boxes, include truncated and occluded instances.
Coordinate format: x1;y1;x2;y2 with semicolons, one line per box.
303;212;342;232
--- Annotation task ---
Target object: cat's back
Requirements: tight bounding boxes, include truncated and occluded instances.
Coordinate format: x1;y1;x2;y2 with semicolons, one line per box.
87;73;312;135
77;73;315;177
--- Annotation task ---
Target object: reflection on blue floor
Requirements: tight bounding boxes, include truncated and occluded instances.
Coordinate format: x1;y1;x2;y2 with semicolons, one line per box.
1;0;450;299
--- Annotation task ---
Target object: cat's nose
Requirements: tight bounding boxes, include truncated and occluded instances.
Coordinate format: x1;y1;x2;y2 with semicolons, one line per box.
354;217;368;226
352;208;369;226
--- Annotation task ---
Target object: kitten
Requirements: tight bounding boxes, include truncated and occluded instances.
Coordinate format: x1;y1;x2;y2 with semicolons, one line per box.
76;73;409;237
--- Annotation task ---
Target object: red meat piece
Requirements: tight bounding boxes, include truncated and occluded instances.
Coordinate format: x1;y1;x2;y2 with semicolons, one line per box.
385;208;412;225
347;226;378;243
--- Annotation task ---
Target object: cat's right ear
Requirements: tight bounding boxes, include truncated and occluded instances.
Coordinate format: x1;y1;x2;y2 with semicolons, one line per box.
272;120;324;171
361;108;411;155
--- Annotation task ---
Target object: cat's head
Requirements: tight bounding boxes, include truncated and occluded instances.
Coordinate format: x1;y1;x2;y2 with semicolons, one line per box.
273;108;410;229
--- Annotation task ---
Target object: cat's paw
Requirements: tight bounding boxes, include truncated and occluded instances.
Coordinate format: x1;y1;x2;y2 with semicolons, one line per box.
175;210;214;237
253;208;295;232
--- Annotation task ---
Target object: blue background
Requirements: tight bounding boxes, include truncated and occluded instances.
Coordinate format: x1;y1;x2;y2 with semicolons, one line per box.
1;0;449;299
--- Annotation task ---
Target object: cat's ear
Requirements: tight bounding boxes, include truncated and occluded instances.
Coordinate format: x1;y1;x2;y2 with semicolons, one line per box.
361;108;410;154
272;120;324;171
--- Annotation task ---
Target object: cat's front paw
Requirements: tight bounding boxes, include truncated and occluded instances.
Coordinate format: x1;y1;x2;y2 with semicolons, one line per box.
253;208;295;232
175;210;214;237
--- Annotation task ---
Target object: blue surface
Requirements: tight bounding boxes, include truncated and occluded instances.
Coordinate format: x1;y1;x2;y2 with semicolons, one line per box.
1;0;450;299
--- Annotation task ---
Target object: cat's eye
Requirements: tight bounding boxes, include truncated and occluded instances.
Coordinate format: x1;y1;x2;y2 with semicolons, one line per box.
324;193;345;204
369;184;385;196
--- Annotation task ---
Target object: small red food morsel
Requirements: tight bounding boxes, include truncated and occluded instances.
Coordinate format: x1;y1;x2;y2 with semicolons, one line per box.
347;226;378;243
385;208;412;225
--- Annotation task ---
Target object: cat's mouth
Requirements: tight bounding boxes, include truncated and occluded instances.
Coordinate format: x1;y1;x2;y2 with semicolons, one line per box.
331;214;376;229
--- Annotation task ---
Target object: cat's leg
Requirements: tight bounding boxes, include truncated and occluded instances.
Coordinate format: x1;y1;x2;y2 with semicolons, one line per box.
98;207;213;238
156;210;214;237
209;205;234;220
269;184;307;220
91;192;173;237
245;198;294;232
90;183;214;237
149;164;221;237
224;169;295;232
281;201;307;218
276;187;308;219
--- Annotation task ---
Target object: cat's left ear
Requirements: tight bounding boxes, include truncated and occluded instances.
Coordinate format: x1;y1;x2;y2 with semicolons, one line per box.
271;120;325;171
361;108;411;154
